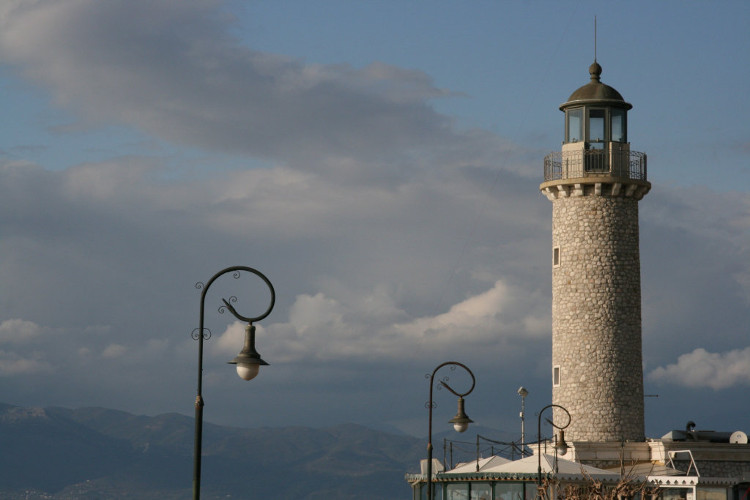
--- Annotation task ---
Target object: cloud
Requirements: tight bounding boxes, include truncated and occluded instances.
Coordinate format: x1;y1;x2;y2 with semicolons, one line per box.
0;0;746;435
102;344;128;358
393;279;546;344
0;320;52;376
0;319;42;344
0;351;50;376
0;0;453;163
210;279;550;365
648;347;750;390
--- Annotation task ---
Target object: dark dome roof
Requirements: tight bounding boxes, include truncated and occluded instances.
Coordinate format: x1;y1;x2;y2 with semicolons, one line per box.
560;61;632;110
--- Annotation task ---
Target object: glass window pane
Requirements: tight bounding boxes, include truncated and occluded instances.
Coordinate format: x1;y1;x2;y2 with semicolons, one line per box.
589;109;605;142
447;483;469;500
566;108;582;143
421;483;443;500
471;483;491;500
611;109;625;142
495;482;525;500
697;487;728;500
661;488;689;499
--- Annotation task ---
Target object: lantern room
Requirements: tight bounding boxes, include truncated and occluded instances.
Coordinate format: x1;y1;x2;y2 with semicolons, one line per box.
561;60;631;147
543;60;647;185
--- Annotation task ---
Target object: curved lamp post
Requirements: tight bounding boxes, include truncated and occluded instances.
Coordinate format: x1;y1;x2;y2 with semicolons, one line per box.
426;361;476;500
192;266;275;500
536;404;571;494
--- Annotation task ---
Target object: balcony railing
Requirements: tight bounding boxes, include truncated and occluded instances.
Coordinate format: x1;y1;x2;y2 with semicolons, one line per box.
543;150;647;182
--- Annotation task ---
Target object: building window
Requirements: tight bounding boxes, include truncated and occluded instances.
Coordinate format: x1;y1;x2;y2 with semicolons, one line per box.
553;247;560;267
419;483;443;500
446;483;467;500
495;482;525;500
553;366;560;387
661;488;691;500
697;487;729;500
471;483;491;500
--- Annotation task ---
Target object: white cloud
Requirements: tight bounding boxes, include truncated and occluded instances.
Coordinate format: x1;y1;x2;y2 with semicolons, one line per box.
0;350;50;376
395;280;513;341
648;347;750;390
102;343;127;358
0;319;42;344
212;322;247;358
0;317;127;376
288;293;347;336
238;279;549;364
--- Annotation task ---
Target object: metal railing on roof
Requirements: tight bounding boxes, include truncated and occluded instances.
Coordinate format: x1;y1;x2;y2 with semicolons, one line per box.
543;149;647;182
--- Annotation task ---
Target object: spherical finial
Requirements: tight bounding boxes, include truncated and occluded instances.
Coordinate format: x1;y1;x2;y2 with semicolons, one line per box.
589;60;602;82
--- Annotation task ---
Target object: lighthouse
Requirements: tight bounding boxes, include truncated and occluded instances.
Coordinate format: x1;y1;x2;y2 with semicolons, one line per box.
541;61;650;443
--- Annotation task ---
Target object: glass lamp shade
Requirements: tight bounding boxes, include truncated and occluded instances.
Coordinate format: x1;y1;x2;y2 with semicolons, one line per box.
555;430;569;456
236;363;260;381
453;421;469;433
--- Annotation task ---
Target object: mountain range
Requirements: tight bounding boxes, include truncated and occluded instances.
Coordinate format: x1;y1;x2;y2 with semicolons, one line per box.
0;402;432;499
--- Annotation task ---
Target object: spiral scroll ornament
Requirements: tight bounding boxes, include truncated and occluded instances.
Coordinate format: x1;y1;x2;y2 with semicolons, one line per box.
218;296;238;315
191;328;211;341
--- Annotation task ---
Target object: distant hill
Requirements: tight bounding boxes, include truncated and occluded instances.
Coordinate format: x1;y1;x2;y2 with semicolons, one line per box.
0;402;431;499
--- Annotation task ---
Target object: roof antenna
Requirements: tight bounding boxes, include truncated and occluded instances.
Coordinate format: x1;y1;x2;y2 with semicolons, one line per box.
594;16;597;62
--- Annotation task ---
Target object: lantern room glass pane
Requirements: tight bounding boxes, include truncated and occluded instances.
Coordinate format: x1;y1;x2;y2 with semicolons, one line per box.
611;108;626;142
588;109;605;142
566;108;582;143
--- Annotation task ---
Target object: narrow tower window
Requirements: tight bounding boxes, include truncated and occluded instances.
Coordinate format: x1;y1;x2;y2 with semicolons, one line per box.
553;247;560;267
553;366;561;387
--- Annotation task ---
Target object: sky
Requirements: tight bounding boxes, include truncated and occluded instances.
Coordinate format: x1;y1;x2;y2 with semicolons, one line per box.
0;0;748;443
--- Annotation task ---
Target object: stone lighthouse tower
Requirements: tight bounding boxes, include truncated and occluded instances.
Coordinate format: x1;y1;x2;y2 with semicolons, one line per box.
541;61;650;443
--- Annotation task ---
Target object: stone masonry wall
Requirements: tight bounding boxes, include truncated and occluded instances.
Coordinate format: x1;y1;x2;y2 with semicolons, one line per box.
550;186;645;442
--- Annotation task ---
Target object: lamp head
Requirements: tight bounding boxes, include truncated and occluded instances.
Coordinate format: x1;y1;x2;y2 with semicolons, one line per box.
227;323;269;381
555;430;569;456
448;397;473;433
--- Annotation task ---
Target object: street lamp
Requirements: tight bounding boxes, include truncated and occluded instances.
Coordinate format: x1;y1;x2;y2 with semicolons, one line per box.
518;386;528;456
426;362;476;500
536;404;570;495
192;266;275;500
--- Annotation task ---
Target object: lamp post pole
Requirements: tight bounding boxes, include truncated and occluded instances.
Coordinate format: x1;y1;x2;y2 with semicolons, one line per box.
536;404;570;496
426;362;476;500
518;387;528;456
192;266;275;500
